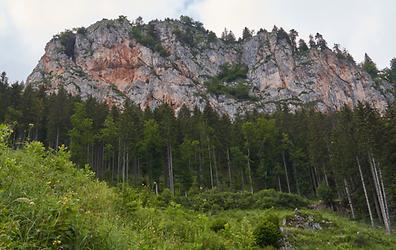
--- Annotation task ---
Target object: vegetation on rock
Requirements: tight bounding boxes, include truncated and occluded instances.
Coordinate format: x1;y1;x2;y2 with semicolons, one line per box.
54;30;76;58
205;63;254;100
130;23;168;57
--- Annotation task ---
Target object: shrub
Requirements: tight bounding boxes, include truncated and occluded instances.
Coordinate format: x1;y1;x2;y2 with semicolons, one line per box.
199;236;227;250
0;124;11;146
176;191;255;212
254;189;310;209
317;182;335;206
130;24;168;57
210;218;227;232
353;233;369;248
253;219;282;248
173;27;195;47
158;188;173;207
262;213;280;227
173;18;211;49
208;31;217;43
218;63;248;82
205;63;254;100
227;82;251;100
276;28;291;44
56;30;76;58
76;27;87;35
177;189;309;212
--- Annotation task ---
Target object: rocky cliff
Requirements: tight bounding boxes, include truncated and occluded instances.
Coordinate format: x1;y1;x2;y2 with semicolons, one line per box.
26;17;394;116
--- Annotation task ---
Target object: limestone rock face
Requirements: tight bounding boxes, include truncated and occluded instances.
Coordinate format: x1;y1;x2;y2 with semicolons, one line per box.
27;17;394;117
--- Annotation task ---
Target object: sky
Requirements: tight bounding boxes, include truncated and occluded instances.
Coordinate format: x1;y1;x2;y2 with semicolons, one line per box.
0;0;395;82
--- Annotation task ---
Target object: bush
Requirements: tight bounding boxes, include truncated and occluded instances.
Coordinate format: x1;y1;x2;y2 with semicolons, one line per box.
218;63;248;82
208;31;217;43
199;236;227;250
173;27;195;47
177;189;309;212
176;191;255;212
205;63;253;100
0;124;11;146
262;213;280;227
227;82;252;100
76;27;87;35
56;30;76;58
353;233;369;248
210;218;227;232
253;189;309;209
317;182;335;206
253;219;282;248
130;24;168;57
158;188;173;207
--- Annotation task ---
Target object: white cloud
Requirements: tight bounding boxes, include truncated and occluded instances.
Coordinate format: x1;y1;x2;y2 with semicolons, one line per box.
0;16;5;34
0;3;8;36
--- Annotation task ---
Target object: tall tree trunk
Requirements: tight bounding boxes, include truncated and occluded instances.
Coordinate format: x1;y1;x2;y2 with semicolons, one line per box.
91;143;94;172
344;178;355;219
122;143;126;184
370;154;391;234
313;166;319;188
94;145;98;177
282;151;291;193
310;167;317;194
198;150;203;188
154;181;159;195
246;147;253;193
55;127;59;149
208;145;214;189
126;150;129;184
292;162;300;195
96;144;99;176
378;167;391;231
357;156;374;227
323;165;329;186
117;138;121;182
278;175;282;192
101;143;106;180
213;147;219;187
12;131;16;149
86;144;90;165
240;168;245;191
168;144;175;195
227;147;232;188
137;157;140;184
111;151;115;183
373;192;382;224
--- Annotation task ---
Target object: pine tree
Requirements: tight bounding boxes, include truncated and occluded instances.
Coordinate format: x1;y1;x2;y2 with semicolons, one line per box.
69;102;94;167
362;53;379;79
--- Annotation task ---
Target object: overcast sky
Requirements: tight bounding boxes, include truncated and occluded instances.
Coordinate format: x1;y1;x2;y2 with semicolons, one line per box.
0;0;395;82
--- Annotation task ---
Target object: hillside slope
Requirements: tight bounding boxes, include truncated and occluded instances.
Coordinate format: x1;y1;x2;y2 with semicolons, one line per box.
0;125;395;249
26;17;394;117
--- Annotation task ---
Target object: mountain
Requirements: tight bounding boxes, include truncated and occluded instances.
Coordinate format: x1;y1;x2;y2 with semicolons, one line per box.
26;16;394;117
